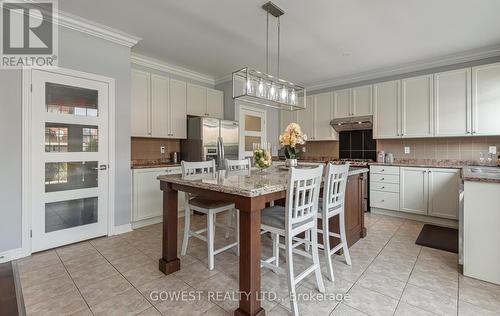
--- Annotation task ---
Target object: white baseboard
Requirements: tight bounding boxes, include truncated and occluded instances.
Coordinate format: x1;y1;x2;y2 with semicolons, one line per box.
113;223;133;235
371;208;458;228
131;210;190;230
0;247;30;263
132;216;163;229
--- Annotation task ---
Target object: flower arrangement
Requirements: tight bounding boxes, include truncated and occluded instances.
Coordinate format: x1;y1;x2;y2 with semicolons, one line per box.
279;123;307;159
253;143;272;169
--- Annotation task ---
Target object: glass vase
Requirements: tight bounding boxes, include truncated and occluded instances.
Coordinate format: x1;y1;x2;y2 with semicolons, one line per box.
253;142;272;172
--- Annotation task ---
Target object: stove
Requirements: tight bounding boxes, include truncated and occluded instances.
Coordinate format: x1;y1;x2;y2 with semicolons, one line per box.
339;158;373;167
332;159;371;212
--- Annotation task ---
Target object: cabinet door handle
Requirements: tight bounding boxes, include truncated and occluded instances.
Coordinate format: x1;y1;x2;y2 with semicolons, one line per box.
381;186;385;189
380;178;385;180
381;200;385;202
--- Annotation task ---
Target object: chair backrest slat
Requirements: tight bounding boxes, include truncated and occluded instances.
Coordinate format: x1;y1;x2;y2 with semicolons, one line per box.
224;158;251;171
181;160;216;176
285;165;324;230
323;163;349;215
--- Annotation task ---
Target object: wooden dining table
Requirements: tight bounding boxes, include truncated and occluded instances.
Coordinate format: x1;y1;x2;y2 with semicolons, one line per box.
157;165;368;316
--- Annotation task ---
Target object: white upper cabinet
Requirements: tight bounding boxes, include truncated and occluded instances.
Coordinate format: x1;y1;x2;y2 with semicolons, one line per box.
401;75;433;138
472;62;500;135
373;80;401;139
169;79;187;139
295;94;337;141
400;167;428;215
428;168;460;220
206;88;224;119
187;83;207;117
313;92;337;140
434;68;471;137
333;86;372;119
352;85;373;116
131;69;150;137
333;88;351;118
151;74;170;138
297;96;315;138
131;70;188;139
187;84;224;119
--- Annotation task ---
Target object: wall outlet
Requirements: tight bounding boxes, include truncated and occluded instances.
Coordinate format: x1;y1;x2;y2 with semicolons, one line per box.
160;146;166;154
489;146;497;155
404;146;411;154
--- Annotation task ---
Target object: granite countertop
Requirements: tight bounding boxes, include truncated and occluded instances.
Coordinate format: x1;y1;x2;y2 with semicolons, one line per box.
462;166;500;183
369;159;476;169
131;159;181;169
158;164;368;197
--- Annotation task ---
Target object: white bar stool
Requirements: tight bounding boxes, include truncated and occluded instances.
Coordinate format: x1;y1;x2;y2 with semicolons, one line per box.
180;160;239;270
260;165;325;316
317;162;352;281
224;158;251;171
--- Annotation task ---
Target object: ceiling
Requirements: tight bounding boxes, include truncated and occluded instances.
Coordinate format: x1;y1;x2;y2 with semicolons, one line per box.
60;0;500;87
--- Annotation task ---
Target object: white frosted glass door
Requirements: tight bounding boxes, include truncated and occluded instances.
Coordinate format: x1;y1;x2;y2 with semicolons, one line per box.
31;69;109;252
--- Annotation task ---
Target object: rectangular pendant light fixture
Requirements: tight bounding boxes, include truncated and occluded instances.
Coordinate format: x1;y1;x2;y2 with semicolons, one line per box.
232;1;307;111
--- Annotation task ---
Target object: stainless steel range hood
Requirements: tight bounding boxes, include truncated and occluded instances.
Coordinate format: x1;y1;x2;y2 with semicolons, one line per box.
330;115;373;132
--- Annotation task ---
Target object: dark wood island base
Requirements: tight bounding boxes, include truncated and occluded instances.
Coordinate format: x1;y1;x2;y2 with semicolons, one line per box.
158;166;368;316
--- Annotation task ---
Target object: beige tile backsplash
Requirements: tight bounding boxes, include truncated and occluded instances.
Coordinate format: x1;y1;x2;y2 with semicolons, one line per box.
377;137;500;162
131;137;181;160
302;141;340;159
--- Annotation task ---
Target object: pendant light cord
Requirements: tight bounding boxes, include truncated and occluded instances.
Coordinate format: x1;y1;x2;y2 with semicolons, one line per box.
277;16;280;79
266;12;269;74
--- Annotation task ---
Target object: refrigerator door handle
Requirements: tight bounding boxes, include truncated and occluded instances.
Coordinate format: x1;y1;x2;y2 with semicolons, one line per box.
220;137;225;163
216;137;222;167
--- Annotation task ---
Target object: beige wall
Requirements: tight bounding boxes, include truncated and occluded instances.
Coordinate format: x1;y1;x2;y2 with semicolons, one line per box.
377;137;500;162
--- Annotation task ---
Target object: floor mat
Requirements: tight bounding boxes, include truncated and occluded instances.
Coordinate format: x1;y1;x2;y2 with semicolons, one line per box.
415;224;458;253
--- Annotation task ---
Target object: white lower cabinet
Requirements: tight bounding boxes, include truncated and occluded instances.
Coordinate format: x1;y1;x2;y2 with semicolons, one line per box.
370;166;400;211
400;167;429;215
133;167;185;224
371;166;459;220
428;168;460;219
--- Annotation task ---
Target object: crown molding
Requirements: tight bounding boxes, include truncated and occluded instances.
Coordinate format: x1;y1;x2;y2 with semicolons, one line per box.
19;1;141;47
131;53;216;85
306;45;500;91
214;73;233;86
57;11;141;48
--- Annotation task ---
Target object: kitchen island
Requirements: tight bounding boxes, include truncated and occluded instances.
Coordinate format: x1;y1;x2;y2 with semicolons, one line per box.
157;164;368;316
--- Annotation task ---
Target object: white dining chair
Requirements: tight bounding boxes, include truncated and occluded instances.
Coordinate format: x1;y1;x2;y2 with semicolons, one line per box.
317;162;352;281
224;158;252;171
180;160;239;270
223;158;251;240
260;165;325;316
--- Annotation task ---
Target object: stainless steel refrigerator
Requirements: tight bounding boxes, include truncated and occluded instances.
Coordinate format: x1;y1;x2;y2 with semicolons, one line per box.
181;117;239;168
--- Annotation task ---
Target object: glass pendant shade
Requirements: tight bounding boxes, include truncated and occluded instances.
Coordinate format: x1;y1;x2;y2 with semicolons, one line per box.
232;67;306;111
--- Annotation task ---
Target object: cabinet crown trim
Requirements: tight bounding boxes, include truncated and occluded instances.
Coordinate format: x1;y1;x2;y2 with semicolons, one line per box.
305;45;500;91
132;53;215;85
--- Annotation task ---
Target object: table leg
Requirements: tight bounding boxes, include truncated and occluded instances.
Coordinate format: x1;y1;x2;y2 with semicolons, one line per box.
235;208;266;316
159;183;180;274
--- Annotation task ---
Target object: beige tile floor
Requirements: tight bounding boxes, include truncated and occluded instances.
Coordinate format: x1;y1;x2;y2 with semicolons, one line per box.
15;213;500;316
